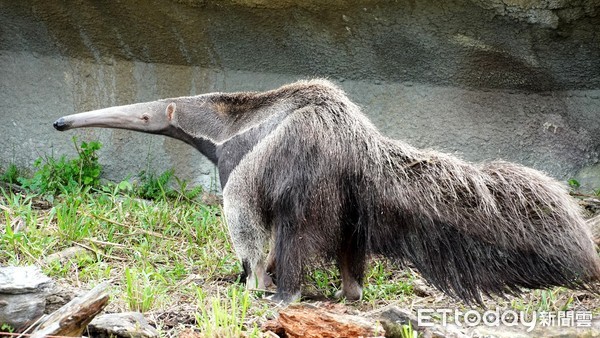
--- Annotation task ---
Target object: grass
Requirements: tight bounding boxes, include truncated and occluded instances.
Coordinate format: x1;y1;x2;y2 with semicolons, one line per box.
401;322;418;338
1;144;599;337
195;285;264;337
1;184;598;336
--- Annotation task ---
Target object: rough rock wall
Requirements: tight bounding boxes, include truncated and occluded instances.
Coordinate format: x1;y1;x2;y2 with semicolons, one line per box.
1;0;599;190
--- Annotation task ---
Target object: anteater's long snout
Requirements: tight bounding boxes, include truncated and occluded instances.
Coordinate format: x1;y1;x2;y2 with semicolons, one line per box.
51;101;172;133
53;117;70;131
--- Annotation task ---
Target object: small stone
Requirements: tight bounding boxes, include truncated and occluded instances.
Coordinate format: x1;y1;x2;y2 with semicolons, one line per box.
87;312;159;338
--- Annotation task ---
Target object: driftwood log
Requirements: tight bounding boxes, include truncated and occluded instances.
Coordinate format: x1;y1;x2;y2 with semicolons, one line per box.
262;303;385;338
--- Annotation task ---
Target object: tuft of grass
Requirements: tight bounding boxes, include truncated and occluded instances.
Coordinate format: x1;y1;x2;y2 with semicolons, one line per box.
362;260;414;303
52;187;94;242
567;178;581;190
306;265;341;298
124;267;160;313
133;169;204;202
195;285;261;337
134;169;175;201
0;163;20;184
0;189;52;265
18;137;101;196
0;323;15;334
401;321;418;338
509;288;576;313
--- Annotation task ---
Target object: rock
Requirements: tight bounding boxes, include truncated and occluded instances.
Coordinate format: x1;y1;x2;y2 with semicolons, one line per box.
0;266;53;331
87;312;159;338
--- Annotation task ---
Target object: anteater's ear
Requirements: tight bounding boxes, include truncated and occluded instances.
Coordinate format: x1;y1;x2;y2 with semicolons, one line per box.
166;102;176;121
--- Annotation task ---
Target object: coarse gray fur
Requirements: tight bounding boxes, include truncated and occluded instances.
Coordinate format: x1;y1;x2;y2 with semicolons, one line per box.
54;79;600;305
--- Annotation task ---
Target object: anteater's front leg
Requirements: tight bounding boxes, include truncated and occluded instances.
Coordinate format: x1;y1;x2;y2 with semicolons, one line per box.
223;189;273;291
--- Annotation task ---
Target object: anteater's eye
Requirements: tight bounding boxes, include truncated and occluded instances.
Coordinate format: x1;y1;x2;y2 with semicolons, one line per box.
141;114;150;122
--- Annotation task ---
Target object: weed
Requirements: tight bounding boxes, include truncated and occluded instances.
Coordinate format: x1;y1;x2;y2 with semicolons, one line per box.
306;266;340;297
0;323;15;333
0;163;20;184
509;288;575;313
134;169;175;201
124;267;159;312
401;321;418;338
567;178;600;196
195;285;259;337
18;137;101;195
173;175;204;201
567;178;580;190
133;169;205;202
363;260;414;302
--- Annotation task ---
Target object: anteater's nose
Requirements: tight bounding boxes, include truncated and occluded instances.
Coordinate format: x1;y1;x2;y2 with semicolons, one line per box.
53;117;68;131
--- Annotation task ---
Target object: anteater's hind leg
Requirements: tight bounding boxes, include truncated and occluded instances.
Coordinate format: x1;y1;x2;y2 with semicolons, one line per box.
268;215;305;304
335;230;366;301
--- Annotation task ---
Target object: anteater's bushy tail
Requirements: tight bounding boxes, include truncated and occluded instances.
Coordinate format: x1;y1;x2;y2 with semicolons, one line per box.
366;140;600;304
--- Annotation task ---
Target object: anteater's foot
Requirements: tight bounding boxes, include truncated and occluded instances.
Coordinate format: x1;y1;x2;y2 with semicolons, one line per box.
266;291;301;305
334;281;363;301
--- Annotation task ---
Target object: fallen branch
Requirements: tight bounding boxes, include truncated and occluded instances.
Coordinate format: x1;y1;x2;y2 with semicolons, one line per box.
30;281;110;338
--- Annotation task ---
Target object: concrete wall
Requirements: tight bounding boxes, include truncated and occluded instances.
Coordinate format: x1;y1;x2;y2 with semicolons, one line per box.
1;0;599;190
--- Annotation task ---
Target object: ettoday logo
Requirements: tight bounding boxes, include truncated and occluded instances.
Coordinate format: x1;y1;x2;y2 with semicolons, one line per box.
416;308;593;332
